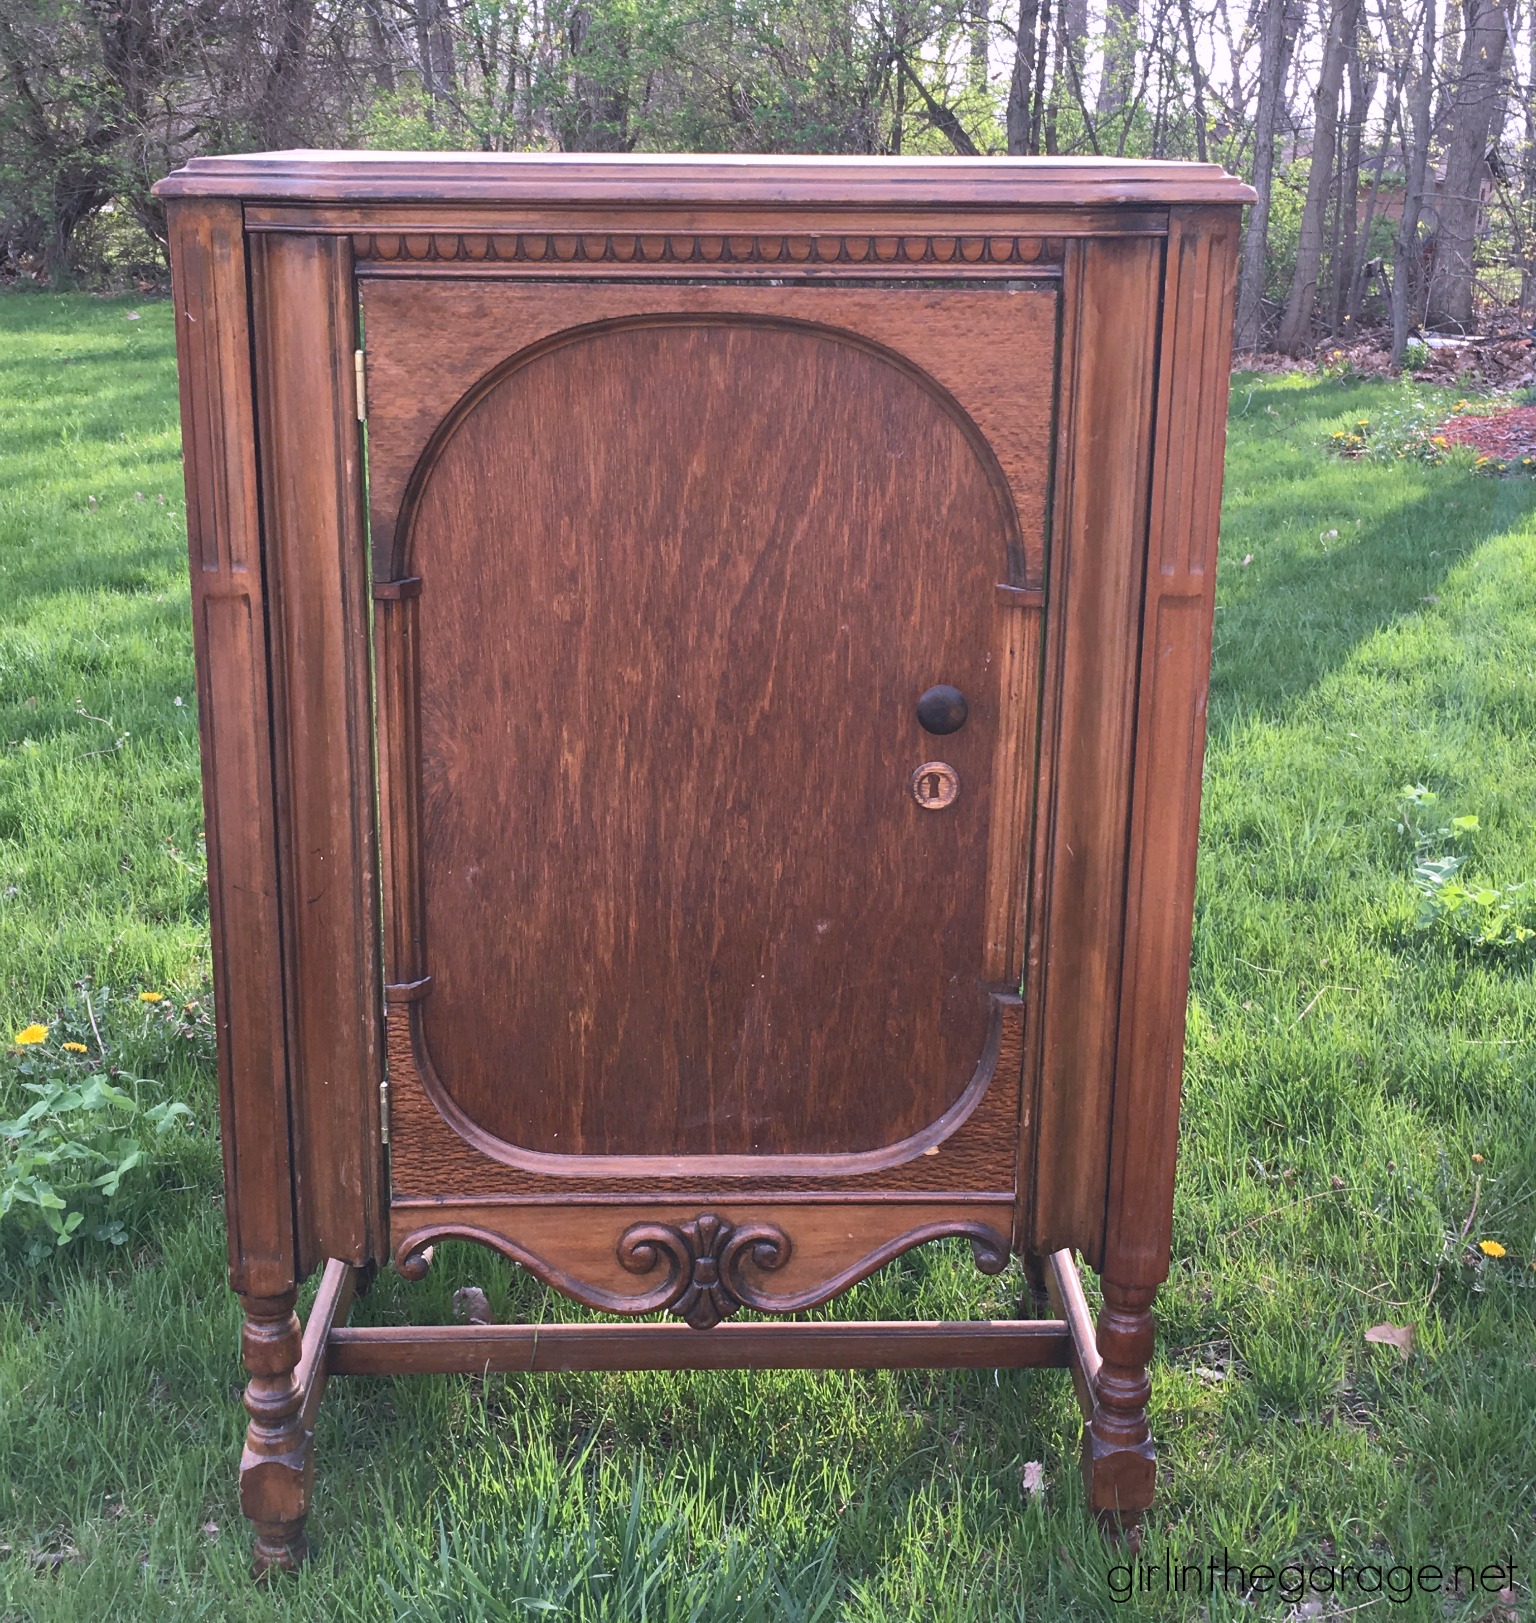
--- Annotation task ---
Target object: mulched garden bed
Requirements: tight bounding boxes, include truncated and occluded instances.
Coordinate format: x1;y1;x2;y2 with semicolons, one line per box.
1431;402;1536;463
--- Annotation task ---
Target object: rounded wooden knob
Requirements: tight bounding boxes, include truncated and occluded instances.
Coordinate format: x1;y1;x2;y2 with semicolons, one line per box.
916;684;968;735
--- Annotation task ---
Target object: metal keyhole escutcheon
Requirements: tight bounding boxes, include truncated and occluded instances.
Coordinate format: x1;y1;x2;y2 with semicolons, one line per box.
911;761;960;810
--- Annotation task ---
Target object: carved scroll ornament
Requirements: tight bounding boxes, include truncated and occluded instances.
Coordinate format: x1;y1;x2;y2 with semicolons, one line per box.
619;1213;792;1330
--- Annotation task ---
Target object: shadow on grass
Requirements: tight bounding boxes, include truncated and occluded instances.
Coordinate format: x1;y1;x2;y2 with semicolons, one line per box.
0;537;189;624
1210;378;1531;725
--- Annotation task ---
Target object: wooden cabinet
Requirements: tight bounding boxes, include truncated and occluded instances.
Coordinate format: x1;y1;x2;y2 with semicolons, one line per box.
152;152;1251;1573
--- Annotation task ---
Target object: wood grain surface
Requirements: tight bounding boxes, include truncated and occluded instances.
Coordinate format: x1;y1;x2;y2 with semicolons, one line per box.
248;232;384;1274
163;199;296;1299
154;150;1257;208
403;316;1021;1158
385;989;1023;1194
1102;207;1241;1289
388;1197;1013;1315
361;281;1058;585
327;1316;1075;1375
1018;235;1164;1268
151;162;1250;1564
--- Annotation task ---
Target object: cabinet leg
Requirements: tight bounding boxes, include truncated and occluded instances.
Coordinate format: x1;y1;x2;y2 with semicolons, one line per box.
1082;1279;1157;1542
238;1291;312;1577
1020;1250;1050;1317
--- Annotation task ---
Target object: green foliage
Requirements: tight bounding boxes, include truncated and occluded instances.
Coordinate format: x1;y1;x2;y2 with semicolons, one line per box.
1396;785;1534;960
1329;391;1536;480
1393;782;1478;855
0;1067;191;1257
1324;382;1460;464
1;983;209;1259
1411;861;1535;956
350;0;1011;159
1261;158;1309;312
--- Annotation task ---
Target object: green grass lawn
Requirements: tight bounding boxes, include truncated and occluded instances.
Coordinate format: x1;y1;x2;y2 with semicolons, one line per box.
1;295;1533;1620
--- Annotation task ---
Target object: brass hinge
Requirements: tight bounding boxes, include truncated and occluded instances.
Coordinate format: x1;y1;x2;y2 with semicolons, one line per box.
379;1076;390;1145
354;348;367;422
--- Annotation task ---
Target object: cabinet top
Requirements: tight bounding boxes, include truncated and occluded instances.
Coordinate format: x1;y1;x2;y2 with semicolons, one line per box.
154;150;1255;208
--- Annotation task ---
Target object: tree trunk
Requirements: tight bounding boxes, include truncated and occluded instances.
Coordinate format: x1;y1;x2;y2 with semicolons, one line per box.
1007;0;1043;153
363;0;397;94
1044;10;1063;151
1176;0;1209;161
1522;9;1536;313
1391;0;1438;363
416;0;458;106
563;1;633;151
1236;0;1300;350
970;0;990;88
1277;0;1360;354
1060;0;1088;92
1425;0;1509;328
258;0;317;146
1028;0;1055;152
1333;29;1375;331
1096;0;1138;124
1347;88;1398;324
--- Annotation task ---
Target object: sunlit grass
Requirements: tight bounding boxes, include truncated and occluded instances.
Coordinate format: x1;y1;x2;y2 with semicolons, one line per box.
0;293;206;1011
0;306;1532;1619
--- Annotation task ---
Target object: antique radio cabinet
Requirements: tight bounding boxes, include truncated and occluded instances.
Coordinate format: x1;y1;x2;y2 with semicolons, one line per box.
152;152;1251;1572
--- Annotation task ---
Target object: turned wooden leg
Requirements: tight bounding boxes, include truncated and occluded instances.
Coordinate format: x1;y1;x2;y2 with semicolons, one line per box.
1082;1279;1157;1543
239;1291;313;1577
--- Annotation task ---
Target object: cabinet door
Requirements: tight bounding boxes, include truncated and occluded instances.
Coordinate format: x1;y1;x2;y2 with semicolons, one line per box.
365;280;1055;1179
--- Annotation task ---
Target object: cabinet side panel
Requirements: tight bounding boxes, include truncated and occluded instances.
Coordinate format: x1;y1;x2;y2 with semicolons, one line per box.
1022;235;1162;1266
1103;206;1240;1287
165;200;296;1297
249;231;384;1272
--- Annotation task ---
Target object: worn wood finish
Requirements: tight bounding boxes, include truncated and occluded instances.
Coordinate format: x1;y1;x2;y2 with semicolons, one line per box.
296;1258;358;1434
276;205;1169;245
1046;1247;1102;1420
153;153;1249;1572
389;1199;1013;1321
248;232;385;1275
328;1315;1073;1375
1019;235;1164;1270
385;991;1025;1196
407;317;1009;1159
1082;1279;1159;1535
154;150;1255;207
238;1291;310;1577
163;201;296;1301
1102;207;1241;1291
359;281;1058;585
350;228;1066;276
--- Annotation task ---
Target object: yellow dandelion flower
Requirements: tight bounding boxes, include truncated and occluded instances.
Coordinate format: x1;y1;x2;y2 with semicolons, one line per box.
13;1023;48;1045
1478;1239;1507;1258
138;991;164;1003
62;1041;88;1053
